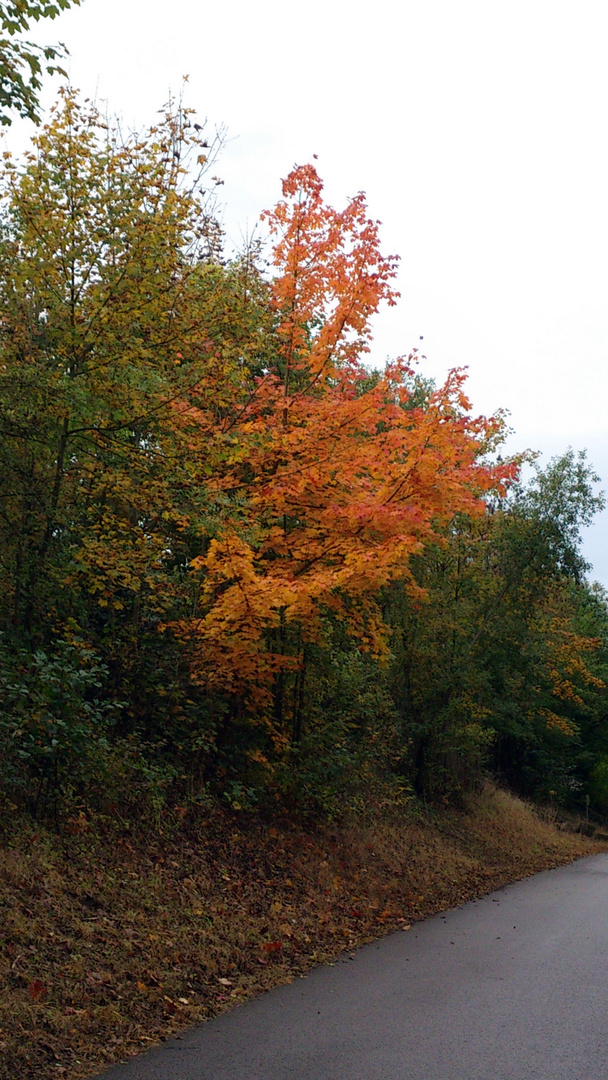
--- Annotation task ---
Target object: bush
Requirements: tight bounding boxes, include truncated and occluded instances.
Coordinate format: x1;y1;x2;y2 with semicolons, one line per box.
0;638;118;817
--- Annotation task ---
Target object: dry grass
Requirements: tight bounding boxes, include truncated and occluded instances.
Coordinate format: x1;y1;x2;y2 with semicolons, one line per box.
1;785;604;1080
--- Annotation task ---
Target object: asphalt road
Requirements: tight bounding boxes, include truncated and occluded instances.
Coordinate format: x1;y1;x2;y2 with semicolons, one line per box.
98;853;608;1080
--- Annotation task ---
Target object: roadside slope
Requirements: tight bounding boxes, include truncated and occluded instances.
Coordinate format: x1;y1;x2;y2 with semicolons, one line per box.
1;786;605;1080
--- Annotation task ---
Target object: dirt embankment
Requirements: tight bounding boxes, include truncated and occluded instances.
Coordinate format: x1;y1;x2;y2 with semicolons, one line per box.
1;786;605;1080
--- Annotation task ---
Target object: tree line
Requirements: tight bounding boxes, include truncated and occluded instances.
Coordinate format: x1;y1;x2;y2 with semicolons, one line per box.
1;91;607;822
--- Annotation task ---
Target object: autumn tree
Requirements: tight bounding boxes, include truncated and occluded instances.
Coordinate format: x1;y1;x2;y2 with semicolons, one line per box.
0;90;229;639
0;90;258;805
170;165;516;768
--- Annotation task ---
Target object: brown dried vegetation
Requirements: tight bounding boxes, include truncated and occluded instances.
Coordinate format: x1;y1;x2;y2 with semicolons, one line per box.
1;785;605;1080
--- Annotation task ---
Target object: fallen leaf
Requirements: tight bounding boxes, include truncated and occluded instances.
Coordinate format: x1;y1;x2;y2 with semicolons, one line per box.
28;980;48;1003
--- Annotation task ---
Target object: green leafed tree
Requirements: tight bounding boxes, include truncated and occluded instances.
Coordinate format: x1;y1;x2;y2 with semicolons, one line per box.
0;1;81;125
385;450;608;806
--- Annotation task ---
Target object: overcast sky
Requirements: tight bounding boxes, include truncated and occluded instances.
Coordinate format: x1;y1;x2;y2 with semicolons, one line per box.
13;0;608;583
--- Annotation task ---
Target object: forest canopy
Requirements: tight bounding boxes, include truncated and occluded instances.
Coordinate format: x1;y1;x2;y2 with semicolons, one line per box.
1;90;607;823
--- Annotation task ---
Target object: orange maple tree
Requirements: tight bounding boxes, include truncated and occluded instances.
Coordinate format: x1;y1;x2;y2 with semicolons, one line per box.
171;165;517;739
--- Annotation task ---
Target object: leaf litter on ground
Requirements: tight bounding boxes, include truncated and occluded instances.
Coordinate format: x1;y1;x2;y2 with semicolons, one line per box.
0;784;605;1080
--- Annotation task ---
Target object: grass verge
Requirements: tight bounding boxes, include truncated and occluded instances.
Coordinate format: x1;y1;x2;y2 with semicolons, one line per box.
1;784;605;1080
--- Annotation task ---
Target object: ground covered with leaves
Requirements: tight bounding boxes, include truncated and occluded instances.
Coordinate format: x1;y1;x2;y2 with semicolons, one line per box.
1;787;605;1080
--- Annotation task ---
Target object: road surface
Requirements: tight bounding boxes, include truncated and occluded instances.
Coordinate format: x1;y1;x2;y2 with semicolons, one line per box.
98;853;608;1079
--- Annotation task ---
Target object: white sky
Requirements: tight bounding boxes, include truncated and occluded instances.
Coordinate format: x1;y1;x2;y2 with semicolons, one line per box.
12;0;608;583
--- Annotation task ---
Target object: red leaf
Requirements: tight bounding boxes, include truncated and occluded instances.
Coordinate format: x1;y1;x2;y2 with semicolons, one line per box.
28;980;48;1003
